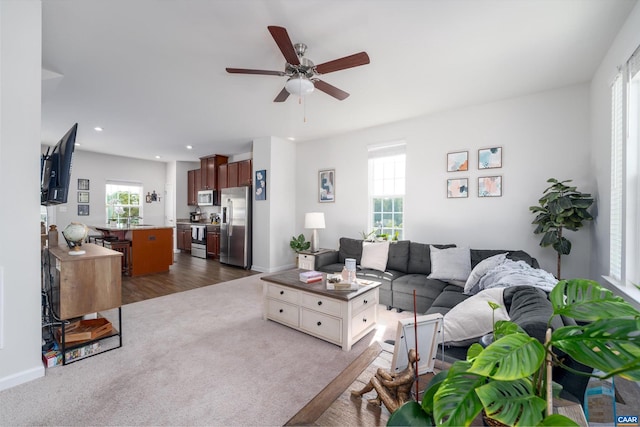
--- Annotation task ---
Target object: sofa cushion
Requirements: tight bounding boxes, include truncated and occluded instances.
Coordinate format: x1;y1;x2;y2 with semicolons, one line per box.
392;275;449;301
426;289;470;315
503;286;563;343
442;288;509;346
338;237;363;264
464;253;508;295
360;241;389;272
407;243;456;275
428;246;472;283
386;240;410;273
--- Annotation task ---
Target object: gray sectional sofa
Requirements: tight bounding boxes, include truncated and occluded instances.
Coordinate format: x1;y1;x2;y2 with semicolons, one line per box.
314;237;539;312
314;237;592;405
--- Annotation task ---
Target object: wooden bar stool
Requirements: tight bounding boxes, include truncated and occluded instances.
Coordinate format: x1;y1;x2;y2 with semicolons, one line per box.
104;240;132;276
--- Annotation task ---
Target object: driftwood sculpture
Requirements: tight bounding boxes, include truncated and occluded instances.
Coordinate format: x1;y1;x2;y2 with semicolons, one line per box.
350;348;418;413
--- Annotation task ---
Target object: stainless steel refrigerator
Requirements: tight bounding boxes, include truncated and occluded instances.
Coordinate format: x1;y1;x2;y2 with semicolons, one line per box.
220;186;252;268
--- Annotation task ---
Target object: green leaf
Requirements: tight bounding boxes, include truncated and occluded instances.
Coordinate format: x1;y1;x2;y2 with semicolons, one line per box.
540;231;558;247
468;334;545;380
475;379;546;427
387;401;433;426
552;237;571;255
551;319;640;381
494;320;526;340
467;342;484;360
550;279;640;321
539;414;580;426
433;361;485;426
421;370;448;416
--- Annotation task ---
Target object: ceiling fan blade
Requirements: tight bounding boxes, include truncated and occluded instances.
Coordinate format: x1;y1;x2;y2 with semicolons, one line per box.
315;52;370;75
313;80;350;101
267;26;300;66
226;68;285;76
274;87;290;102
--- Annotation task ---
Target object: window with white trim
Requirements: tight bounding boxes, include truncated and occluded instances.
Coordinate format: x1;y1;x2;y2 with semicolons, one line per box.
368;142;405;240
105;181;143;225
610;44;640;292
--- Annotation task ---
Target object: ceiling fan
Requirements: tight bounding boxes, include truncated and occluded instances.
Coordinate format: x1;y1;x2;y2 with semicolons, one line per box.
226;26;370;102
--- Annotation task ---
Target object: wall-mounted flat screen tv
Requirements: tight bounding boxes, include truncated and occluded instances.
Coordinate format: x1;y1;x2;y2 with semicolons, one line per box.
41;123;78;206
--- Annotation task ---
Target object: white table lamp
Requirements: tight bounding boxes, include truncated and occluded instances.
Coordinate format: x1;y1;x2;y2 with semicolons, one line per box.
305;212;325;253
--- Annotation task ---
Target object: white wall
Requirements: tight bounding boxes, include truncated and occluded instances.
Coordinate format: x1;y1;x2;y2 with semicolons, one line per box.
296;84;593;280
252;136;296;272
45;150;168;232
0;1;45;390
590;3;640;282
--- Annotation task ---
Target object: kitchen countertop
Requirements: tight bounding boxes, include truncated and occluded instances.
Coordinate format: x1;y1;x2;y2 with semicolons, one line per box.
176;219;220;226
92;224;174;231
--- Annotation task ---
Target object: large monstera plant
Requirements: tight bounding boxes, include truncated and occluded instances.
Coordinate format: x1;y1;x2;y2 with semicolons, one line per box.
388;279;640;427
529;178;594;279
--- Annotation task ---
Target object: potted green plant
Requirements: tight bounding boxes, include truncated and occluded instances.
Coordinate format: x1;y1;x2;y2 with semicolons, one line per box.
388;278;640;426
290;234;310;253
529;178;594;279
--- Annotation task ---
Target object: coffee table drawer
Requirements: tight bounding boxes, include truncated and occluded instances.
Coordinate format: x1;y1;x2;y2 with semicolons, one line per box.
266;299;299;327
352;304;376;337
300;308;342;343
266;283;299;304
351;291;378;315
300;292;342;317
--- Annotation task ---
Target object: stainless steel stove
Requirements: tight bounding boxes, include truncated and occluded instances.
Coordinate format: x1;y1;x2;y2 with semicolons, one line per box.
190;224;207;259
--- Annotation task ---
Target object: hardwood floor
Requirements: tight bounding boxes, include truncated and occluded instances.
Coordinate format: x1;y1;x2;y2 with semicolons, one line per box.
121;252;258;304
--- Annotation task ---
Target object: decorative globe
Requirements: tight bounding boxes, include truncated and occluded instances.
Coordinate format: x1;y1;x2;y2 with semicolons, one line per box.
62;222;88;255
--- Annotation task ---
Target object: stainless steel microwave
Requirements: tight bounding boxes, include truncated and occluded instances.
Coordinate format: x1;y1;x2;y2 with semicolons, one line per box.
197;189;216;206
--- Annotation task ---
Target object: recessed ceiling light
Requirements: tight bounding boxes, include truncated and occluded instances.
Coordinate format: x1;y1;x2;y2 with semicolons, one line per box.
94;127;103;132
288;137;295;141
155;155;161;159
186;145;193;150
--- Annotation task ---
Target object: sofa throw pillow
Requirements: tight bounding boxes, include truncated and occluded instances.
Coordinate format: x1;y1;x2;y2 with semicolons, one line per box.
443;288;510;346
360;241;390;272
464;253;508;295
427;245;471;283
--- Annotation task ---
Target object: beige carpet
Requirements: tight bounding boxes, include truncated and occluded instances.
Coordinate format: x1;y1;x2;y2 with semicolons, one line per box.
0;274;410;426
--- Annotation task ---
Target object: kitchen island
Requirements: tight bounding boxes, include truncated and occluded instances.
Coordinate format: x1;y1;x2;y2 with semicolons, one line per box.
92;225;173;276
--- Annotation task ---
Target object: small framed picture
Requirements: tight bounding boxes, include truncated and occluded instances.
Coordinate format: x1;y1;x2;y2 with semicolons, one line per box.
319;169;335;203
78;191;89;203
78;204;90;216
255;170;266;201
478;176;502;197
78;178;90;190
478;147;502;169
447;178;468;198
447;151;468;172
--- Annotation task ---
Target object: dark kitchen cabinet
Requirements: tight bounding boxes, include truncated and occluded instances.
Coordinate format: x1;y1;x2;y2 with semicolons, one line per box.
206;225;220;259
187;169;200;206
228;162;239;188
238;159;252;186
218;163;228;190
200;155;228;191
177;224;192;251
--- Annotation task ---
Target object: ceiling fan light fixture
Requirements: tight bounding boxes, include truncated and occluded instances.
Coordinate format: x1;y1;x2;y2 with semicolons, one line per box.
285;75;314;96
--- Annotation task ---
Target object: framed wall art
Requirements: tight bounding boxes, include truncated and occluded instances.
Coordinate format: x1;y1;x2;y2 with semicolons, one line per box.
478;147;502;169
77;178;90;190
447;151;468;172
77;191;89;203
319;169;335;203
478;176;502;197
78;205;90;216
255;170;266;201
447;178;468;198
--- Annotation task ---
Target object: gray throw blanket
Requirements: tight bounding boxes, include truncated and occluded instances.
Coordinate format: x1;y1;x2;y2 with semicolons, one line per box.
476;259;558;293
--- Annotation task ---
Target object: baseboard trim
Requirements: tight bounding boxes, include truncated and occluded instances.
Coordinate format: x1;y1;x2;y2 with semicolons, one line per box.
0;364;44;392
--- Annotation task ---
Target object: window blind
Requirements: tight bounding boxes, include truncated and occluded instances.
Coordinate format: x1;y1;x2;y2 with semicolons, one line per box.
610;72;623;280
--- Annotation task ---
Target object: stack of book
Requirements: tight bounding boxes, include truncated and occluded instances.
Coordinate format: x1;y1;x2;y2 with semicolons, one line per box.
299;270;323;283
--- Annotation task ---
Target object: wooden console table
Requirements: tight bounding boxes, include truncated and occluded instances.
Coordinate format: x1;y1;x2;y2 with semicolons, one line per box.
261;269;380;351
46;243;123;364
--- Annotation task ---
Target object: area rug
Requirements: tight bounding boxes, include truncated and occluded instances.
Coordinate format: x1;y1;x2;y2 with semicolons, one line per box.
0;274;406;426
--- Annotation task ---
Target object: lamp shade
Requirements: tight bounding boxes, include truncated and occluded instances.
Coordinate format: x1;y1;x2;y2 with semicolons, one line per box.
285;75;315;96
304;212;325;229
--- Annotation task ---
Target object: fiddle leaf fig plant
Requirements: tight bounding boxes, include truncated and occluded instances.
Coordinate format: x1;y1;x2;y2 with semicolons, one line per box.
289;233;310;253
529;178;594;279
388;278;640;427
